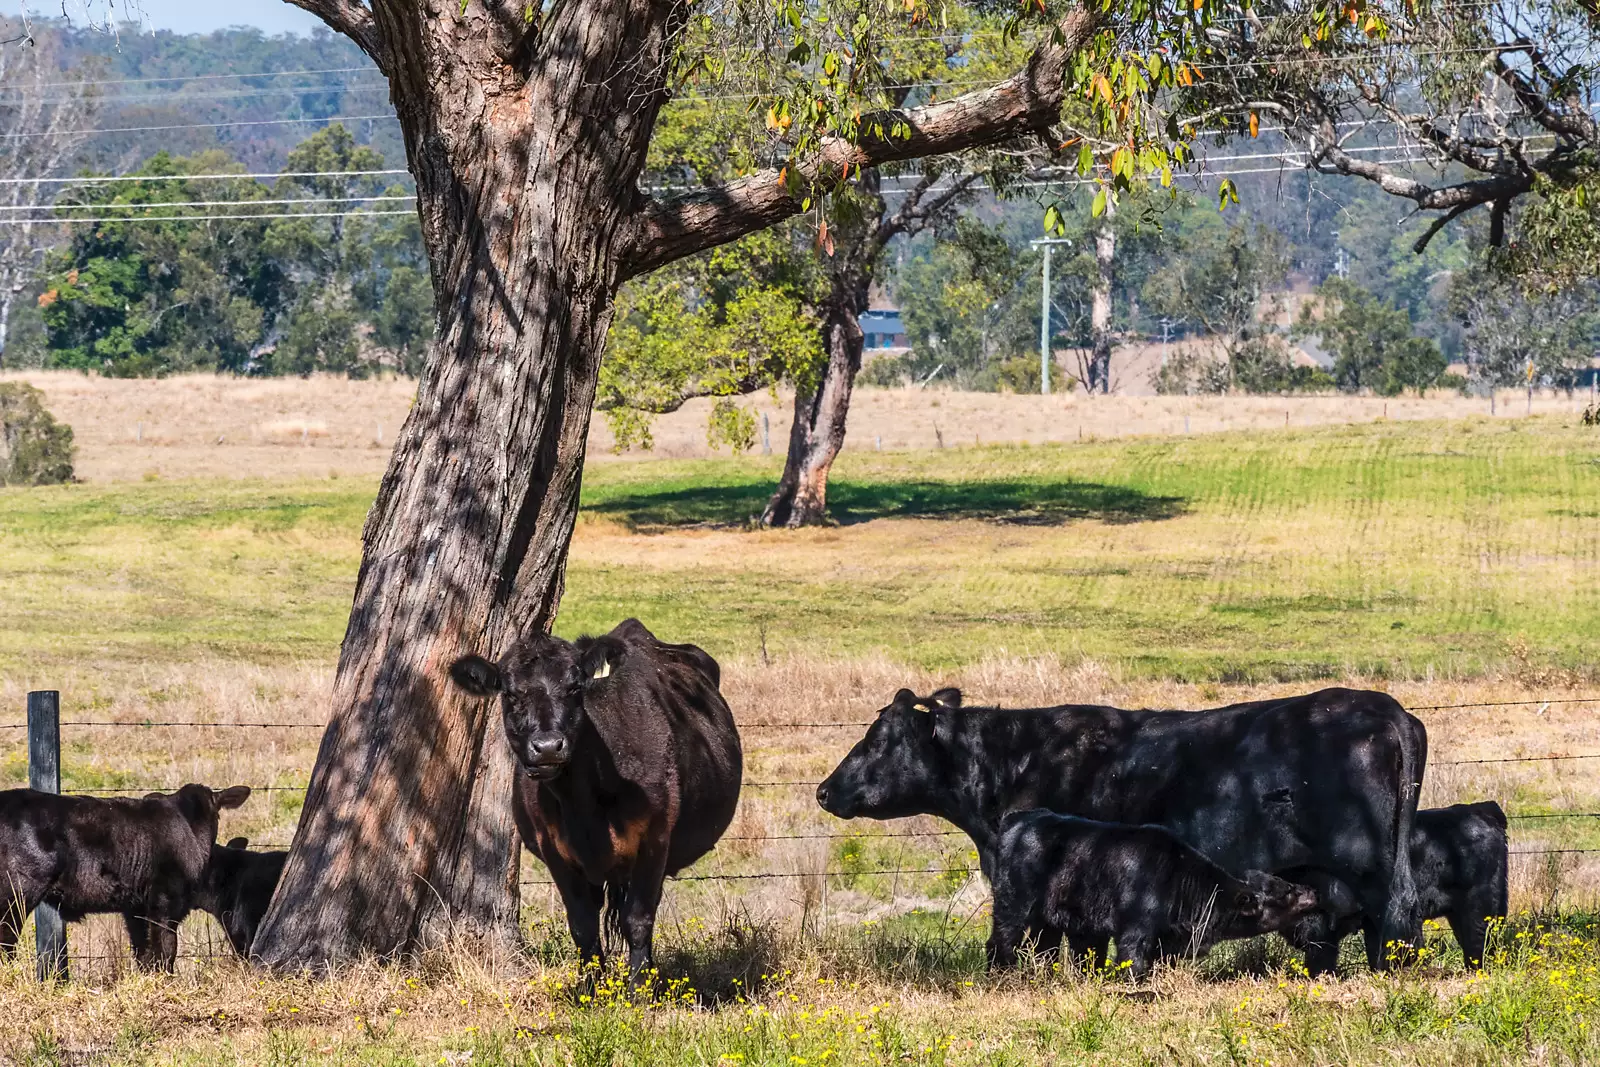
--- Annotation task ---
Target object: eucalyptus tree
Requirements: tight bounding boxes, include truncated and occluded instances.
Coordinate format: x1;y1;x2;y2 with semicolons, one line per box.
0;21;98;366
1157;0;1600;282
31;0;1343;967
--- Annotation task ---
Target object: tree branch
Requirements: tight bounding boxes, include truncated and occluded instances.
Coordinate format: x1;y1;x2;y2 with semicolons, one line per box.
620;7;1101;280
283;0;386;69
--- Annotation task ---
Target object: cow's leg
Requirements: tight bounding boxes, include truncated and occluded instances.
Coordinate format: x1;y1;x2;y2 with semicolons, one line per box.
126;913;178;972
0;891;35;958
985;866;1032;972
546;860;605;981
1115;932;1154;981
1032;923;1065;963
1302;938;1341;977
986;915;1026;971
1361;917;1415;971
619;855;667;987
1447;912;1489;970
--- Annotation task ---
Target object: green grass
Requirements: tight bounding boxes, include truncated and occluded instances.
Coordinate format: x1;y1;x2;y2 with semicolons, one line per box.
4;415;1600;679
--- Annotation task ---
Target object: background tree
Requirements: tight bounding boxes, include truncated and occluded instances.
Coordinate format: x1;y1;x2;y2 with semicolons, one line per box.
1161;0;1600;280
762;162;983;526
1453;271;1600;393
1141;216;1303;393
41;150;284;375
895;216;1039;389
597;228;825;452
0;22;98;367
41;128;426;376
1298;278;1454;396
1085;199;1114;393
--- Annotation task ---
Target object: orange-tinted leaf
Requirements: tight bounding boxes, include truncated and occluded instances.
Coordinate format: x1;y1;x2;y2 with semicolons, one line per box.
1249;111;1259;138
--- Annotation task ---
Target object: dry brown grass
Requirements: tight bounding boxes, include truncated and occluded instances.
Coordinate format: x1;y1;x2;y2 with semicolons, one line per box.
9;369;1592;481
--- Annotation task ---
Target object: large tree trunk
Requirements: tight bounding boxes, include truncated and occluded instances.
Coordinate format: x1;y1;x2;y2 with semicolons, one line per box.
761;282;869;528
1087;203;1115;394
251;0;679;968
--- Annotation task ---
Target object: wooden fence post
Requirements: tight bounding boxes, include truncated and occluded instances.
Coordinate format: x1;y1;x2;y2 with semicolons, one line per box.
27;691;66;981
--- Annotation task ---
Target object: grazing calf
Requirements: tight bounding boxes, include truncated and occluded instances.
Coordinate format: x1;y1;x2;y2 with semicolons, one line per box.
989;810;1320;979
193;837;288;957
1287;801;1508;969
451;618;742;980
0;784;251;971
817;686;1426;972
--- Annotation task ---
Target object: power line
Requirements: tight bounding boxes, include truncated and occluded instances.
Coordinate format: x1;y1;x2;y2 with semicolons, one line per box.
20;65;379;91
0;169;411;185
0;208;415;225
4;83;394;107
7;194;415;212
0;114;401;139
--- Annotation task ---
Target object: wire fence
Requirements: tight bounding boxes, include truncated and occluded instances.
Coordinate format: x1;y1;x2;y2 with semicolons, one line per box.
8;691;1600;971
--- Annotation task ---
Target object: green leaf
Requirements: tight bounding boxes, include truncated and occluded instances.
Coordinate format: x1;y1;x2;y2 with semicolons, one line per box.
1077;143;1094;176
1091;187;1108;218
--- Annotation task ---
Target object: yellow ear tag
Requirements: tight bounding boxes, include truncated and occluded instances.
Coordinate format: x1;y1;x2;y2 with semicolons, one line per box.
913;702;932;712
592;660;612;680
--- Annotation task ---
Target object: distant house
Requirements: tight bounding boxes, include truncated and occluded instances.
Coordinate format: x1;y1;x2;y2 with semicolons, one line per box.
860;309;909;351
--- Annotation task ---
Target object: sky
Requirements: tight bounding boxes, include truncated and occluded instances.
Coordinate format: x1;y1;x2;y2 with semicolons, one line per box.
35;0;323;35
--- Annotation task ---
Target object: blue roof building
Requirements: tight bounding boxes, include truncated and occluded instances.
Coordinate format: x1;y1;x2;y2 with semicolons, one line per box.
859;309;908;351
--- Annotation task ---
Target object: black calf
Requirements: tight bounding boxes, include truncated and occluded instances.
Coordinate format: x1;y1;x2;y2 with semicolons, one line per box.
0;784;251;971
990;810;1320;979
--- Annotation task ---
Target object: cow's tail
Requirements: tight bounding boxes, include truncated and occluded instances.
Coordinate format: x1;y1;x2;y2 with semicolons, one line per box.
602;882;629;956
1378;710;1425;962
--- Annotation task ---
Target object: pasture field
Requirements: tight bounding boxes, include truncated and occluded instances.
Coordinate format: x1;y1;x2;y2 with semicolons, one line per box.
8;368;1591;481
2;413;1600;1065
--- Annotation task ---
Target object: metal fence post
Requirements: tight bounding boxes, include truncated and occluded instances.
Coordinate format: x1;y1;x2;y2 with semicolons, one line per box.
27;691;66;981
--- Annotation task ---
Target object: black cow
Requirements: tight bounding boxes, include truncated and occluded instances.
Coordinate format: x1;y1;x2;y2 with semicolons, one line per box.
0;784;251;970
990;810;1321;977
193;837;288;957
450;618;743;980
1286;801;1508;969
816;686;1427;972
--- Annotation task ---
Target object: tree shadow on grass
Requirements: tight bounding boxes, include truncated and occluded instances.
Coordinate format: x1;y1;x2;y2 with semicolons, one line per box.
584;478;1186;532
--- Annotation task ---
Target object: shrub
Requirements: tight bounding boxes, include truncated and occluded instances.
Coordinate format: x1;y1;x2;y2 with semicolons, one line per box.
0;382;74;486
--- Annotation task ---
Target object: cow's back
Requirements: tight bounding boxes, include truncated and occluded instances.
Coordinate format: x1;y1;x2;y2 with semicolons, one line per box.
989;688;1424;904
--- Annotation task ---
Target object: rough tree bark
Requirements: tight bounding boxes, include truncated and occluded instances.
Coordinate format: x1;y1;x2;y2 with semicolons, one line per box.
254;0;1101;967
762;263;869;528
1086;201;1114;394
762;171;977;528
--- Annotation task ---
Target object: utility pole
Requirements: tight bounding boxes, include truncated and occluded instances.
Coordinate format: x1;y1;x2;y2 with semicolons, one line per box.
1031;237;1073;395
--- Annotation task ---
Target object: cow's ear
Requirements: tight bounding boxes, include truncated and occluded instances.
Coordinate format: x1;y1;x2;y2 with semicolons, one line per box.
450;655;504;696
1234;889;1261;916
929;688;962;710
890;688;919;712
216;785;252;811
580;639;621;685
226;837;250;850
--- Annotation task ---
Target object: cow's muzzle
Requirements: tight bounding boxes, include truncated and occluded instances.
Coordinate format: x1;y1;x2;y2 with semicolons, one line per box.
521;735;570;780
815;778;856;818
